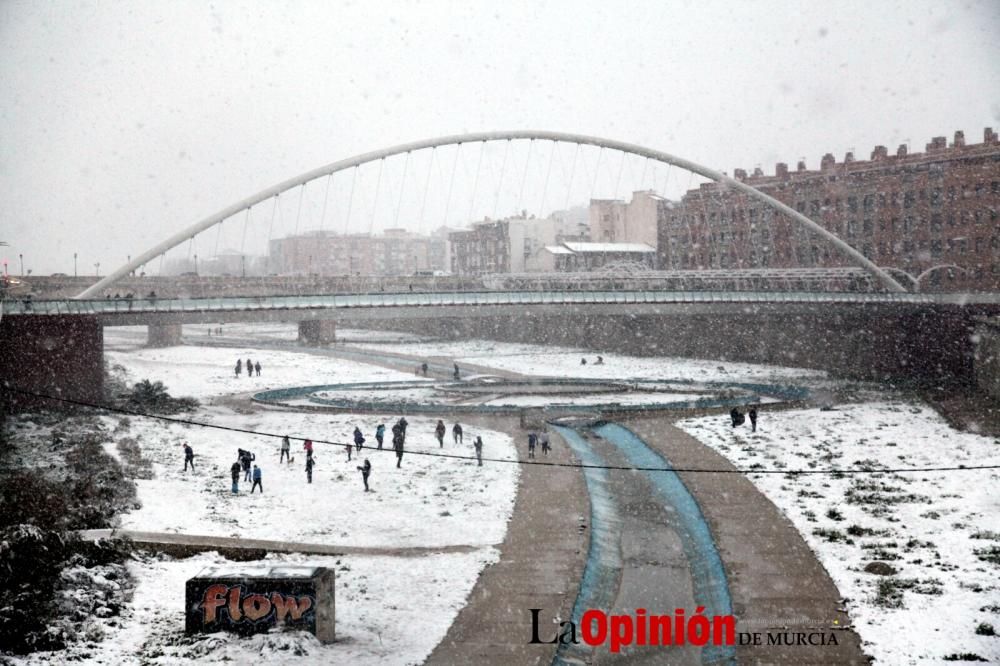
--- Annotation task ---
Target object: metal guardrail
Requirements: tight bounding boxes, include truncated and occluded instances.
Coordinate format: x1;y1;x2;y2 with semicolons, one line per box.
0;289;981;317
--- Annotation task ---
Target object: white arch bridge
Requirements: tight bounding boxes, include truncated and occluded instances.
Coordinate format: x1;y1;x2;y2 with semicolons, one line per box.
77;130;909;298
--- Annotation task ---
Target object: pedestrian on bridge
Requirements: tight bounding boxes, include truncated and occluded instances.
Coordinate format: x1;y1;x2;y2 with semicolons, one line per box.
250;465;263;494
435;420;446;447
527;432;537;459
540;431;551;456
254;361;262;377
183;442;195;471
452;422;463;445
235;359;242;377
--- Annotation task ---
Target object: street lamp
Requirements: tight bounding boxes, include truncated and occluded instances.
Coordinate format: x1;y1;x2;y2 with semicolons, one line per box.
19;254;23;276
94;262;100;277
74;253;77;277
194;254;199;275
241;255;246;278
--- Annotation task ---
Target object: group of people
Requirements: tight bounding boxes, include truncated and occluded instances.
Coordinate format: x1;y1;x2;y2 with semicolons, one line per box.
730;406;760;432
230;448;262;493
580;355;604;365
526;430;551;458
234;357;262;377
207;327;223;336
413;362;463;380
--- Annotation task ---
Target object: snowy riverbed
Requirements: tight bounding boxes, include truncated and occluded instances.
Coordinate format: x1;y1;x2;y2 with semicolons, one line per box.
678;401;1000;664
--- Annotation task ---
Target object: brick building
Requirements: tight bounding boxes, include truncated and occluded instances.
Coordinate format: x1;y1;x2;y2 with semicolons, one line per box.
449;213;589;275
658;128;1000;291
268;228;447;276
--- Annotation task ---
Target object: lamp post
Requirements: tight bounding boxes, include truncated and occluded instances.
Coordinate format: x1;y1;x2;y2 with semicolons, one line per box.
19;254;23;276
74;253;77;277
194;254;199;275
241;255;246;278
94;262;100;277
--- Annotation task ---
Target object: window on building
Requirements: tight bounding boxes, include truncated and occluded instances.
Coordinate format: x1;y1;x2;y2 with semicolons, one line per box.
848;196;858;213
903;191;915;208
863;194;874;211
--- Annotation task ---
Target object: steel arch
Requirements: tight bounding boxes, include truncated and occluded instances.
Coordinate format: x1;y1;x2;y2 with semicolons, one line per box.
76;130;907;297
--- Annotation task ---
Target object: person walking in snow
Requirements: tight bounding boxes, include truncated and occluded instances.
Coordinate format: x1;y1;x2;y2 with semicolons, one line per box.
474;436;483;467
527;432;537;459
250;464;263;494
540;431;551;456
254;361;262;377
453;363;460;380
183;442;195;471
345;442;353;462
235;359;242;377
398;416;408;436
353;427;365;452
452;422;463;445
303;439;314;459
239;448;255;481
730;407;745;428
357;458;372;491
375;423;385;450
230;460;241;494
246;358;253;378
421;362;428;377
305;455;315;484
749;407;758;432
393;430;404;468
280;435;291;464
435;420;446;447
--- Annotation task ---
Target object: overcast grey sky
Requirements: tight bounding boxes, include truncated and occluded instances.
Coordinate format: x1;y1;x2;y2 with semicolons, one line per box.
1;0;998;275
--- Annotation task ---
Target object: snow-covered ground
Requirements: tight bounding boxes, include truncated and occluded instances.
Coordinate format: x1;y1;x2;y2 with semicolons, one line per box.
678;401;1000;664
105;344;426;401
22;339;519;665
350;338;828;383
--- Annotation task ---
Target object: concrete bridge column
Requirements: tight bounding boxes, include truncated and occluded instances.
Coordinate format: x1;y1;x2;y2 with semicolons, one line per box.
148;323;183;347
298;319;337;345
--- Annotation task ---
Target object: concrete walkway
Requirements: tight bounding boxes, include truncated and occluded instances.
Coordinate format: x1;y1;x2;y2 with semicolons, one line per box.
79;529;477;559
624;418;867;665
423;413;588;666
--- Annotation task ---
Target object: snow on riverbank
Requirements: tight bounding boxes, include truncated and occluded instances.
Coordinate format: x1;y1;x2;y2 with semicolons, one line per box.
105;344;423;401
13;549;497;665
351;338;827;383
678;401;1000;663
28;341;520;665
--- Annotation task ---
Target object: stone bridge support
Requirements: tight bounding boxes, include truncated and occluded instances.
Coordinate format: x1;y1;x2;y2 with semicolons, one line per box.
298;319;337;345
0;315;103;413
148;323;183;347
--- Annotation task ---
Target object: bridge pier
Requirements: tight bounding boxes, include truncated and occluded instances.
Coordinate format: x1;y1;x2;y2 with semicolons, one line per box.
298;319;337;345
148;323;183;347
0;315;104;413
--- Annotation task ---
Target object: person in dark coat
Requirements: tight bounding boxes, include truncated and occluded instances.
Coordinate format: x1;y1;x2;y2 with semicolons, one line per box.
393;431;404;468
540;431;551;456
730;407;745;427
375;423;385;450
280;435;291;464
353;427;365;452
246;358;253;378
452;423;463;445
250;465;263;493
453;363;460;380
239;449;255;481
254;361;262;377
303;439;314;458
398;417;408;435
749;407;758;432
345;442;353;461
421;362;428;377
435;420;446;447
230;460;241;493
305;455;315;484
474;436;483;466
357;458;372;491
183;442;195;471
235;359;242;377
527;432;537;459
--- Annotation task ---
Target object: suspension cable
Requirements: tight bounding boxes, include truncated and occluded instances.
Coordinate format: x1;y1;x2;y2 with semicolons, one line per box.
393;151;411;229
466;141;485;224
493;140;511;219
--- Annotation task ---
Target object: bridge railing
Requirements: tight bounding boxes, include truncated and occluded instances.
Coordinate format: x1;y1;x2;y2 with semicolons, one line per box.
0;289;958;317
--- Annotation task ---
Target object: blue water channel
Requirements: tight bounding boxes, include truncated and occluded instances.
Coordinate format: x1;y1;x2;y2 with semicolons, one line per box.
552;423;736;665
